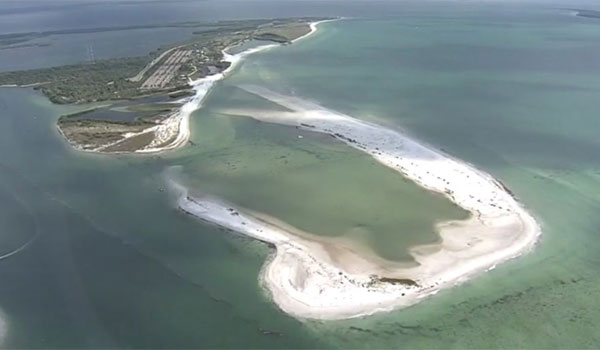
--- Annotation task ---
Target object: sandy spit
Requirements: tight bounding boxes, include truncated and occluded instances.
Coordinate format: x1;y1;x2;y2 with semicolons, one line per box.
174;85;542;320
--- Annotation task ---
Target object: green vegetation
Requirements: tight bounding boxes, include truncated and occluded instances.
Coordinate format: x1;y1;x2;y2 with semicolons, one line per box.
57;117;156;151
377;277;419;287
253;22;313;43
0;57;149;103
253;33;290;43
0;21;227;48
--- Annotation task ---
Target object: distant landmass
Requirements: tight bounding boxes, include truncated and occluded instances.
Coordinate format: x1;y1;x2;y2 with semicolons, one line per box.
569;9;600;19
0;17;331;153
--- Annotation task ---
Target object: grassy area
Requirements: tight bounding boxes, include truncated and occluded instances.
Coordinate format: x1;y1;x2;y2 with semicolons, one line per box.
254;22;313;43
57;117;155;150
0;57;149;103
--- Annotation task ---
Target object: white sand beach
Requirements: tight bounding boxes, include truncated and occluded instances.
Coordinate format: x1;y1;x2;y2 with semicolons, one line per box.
292;19;335;43
172;85;541;320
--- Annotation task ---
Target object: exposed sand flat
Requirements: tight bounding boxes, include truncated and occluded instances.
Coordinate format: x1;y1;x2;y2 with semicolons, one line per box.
175;86;542;320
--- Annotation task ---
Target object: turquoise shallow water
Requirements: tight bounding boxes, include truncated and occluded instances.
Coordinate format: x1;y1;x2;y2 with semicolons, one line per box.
1;1;600;348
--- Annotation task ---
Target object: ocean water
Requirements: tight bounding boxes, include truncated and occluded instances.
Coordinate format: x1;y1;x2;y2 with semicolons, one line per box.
1;1;600;348
177;84;468;262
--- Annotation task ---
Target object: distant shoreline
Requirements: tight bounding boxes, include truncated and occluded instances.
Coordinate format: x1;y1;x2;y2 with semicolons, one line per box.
291;19;335;43
0;17;334;153
567;8;600;20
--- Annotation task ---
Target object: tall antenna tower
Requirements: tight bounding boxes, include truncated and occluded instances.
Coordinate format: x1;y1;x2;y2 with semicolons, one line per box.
86;45;96;64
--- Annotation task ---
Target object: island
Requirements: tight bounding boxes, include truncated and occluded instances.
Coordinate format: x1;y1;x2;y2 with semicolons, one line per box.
0;17;332;153
168;85;541;320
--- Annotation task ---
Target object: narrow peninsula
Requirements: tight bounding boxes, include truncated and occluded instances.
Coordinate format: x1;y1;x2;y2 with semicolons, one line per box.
0;18;331;153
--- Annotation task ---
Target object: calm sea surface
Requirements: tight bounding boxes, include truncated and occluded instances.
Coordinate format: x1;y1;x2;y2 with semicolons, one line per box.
1;1;600;348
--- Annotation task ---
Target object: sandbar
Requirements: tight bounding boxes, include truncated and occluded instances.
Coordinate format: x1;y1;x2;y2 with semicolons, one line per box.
173;85;541;320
